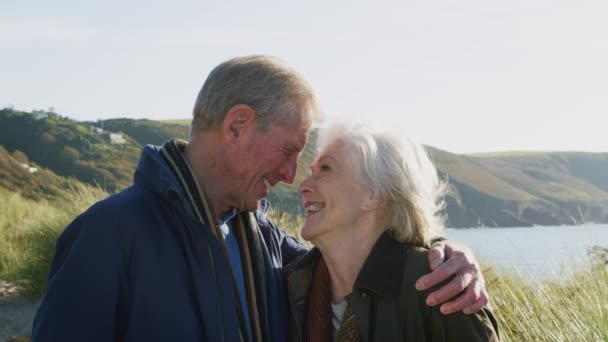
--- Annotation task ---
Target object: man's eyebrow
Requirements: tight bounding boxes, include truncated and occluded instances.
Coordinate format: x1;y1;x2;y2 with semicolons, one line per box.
285;144;304;153
317;155;338;163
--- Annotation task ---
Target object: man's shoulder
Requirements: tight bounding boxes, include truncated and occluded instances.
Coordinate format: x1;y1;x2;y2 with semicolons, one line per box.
250;203;309;262
251;201;278;233
87;185;160;216
68;184;170;237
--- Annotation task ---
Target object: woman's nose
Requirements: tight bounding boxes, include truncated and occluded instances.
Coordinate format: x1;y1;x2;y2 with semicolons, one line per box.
298;174;314;195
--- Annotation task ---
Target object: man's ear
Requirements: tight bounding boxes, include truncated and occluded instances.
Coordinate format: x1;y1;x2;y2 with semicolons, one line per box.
222;104;256;140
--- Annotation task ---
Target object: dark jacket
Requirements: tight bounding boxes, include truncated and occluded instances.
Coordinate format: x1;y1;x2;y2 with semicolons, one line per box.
284;232;500;341
32;144;308;342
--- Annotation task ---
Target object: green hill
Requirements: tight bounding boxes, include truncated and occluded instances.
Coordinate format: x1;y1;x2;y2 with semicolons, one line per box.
265;133;608;227
120;116;608;227
2;110;607;227
391;147;608;227
87;118;190;146
0;145;91;202
0;110;192;196
161;119;192;126
0;109;141;192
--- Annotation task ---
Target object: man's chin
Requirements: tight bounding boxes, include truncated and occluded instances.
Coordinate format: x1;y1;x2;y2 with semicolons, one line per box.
241;198;264;212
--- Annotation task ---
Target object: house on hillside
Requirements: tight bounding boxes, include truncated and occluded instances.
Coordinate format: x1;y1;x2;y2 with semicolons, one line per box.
31;111;49;120
110;133;126;144
90;126;103;134
21;163;39;173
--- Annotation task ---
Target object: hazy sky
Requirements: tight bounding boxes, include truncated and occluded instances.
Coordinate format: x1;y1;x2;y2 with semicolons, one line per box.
2;0;607;153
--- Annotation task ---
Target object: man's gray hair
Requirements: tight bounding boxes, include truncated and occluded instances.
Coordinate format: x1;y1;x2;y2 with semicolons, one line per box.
317;121;447;246
191;55;322;134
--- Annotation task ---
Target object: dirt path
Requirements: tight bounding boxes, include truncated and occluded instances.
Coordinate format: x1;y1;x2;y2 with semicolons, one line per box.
0;281;38;342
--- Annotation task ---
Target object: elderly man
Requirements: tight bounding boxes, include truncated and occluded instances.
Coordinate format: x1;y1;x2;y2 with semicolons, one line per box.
32;56;488;341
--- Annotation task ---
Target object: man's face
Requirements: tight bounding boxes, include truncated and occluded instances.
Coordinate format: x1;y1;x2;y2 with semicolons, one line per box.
228;119;311;212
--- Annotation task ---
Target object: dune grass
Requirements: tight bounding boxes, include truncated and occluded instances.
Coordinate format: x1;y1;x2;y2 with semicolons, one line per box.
266;206;312;248
1;188;607;339
0;186;107;298
486;264;608;341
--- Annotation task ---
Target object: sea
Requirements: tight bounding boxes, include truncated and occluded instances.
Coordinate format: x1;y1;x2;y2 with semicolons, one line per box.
445;224;608;281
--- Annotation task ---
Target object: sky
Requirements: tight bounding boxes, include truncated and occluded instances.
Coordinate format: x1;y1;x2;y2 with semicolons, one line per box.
2;0;607;153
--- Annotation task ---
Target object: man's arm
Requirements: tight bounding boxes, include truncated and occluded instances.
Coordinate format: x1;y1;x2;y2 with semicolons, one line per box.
265;217;309;266
256;200;309;266
415;240;489;315
32;210;128;341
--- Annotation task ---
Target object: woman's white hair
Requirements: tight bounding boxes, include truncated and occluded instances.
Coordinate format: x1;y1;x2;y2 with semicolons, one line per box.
317;121;447;246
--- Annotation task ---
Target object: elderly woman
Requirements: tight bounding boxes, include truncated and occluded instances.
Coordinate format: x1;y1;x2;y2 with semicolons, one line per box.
285;122;499;341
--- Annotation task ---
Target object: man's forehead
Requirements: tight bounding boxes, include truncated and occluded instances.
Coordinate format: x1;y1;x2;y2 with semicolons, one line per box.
277;121;311;140
274;121;311;146
286;109;313;133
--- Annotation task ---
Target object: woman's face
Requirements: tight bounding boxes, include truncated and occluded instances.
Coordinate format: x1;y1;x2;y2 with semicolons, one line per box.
298;139;373;242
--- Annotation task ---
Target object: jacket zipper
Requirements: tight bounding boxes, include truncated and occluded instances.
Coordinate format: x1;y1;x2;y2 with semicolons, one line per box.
206;238;225;342
368;294;376;341
287;278;304;342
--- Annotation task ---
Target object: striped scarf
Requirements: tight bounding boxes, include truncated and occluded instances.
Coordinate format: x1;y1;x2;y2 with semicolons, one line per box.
160;139;268;342
304;257;361;342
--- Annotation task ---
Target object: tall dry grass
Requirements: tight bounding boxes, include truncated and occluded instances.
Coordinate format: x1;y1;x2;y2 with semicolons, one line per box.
486;264;608;341
267;206;312;247
0;185;107;298
1;189;607;339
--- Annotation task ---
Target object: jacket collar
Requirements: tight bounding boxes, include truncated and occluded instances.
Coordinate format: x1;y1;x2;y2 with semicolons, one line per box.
353;231;411;298
284;232;411;299
134;143;184;201
133;141;201;221
284;247;321;275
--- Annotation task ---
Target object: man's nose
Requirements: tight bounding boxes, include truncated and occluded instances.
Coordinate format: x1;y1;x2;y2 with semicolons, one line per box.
279;159;298;184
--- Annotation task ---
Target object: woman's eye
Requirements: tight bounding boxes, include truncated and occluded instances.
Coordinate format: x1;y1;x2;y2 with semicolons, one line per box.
320;164;332;172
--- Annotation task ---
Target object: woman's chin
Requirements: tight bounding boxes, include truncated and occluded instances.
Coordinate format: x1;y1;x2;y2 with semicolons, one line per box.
300;223;318;242
300;229;313;242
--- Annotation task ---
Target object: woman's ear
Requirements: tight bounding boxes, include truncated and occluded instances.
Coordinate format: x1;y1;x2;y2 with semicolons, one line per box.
361;191;381;211
222;104;256;140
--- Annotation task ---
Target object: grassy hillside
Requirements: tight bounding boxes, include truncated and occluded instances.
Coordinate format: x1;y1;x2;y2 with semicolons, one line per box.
2;110;607;227
161;119;192;126
87;118;190;146
469;152;608;202
0;109;141;192
0;146;88;202
0;110;192;196
462;152;608;226
387;147;608;227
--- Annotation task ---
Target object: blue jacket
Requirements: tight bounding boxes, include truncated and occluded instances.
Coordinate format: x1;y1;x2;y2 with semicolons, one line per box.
32;144;308;341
